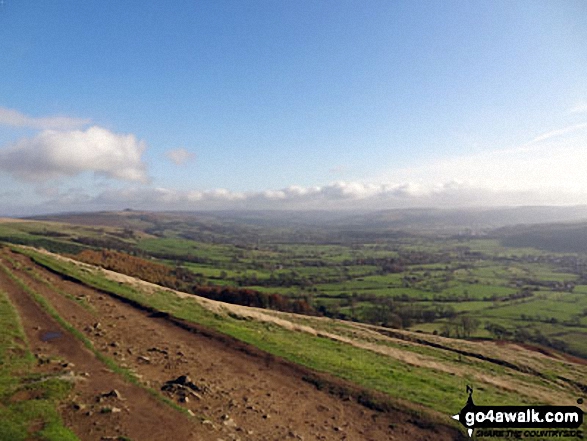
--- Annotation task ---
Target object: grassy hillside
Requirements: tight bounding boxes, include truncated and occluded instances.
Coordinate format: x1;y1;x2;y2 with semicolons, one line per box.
14;246;586;424
2;211;587;360
0;268;79;441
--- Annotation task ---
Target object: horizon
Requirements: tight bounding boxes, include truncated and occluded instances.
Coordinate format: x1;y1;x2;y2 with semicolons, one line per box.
16;205;587;231
1;1;587;216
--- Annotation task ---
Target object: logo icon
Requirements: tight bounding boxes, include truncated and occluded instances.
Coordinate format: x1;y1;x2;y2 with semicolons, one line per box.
452;386;583;438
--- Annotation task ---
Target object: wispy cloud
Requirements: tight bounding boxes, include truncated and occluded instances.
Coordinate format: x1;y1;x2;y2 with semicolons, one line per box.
5;113;587;214
166;148;195;165
380;126;587;203
0;126;149;183
569;102;587;114
527;122;587;144
16;123;587;213
0;107;90;130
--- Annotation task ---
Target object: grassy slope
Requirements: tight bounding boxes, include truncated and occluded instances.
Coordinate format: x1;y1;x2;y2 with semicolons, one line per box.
15;246;586;428
2;217;587;357
0;270;79;441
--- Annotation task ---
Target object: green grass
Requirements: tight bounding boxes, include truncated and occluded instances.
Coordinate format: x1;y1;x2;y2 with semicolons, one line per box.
4;220;587;359
2;253;95;313
481;292;587;321
16;247;583;421
0;256;193;420
441;284;517;300
138;237;238;263
0;279;79;440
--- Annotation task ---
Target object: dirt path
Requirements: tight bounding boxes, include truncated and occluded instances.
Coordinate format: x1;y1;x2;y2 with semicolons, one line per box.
0;248;464;440
0;252;209;441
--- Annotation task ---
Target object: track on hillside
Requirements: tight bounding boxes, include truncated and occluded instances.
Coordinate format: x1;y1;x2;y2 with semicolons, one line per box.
0;247;465;441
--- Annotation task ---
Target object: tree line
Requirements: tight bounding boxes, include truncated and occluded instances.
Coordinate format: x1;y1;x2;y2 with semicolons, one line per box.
72;249;312;314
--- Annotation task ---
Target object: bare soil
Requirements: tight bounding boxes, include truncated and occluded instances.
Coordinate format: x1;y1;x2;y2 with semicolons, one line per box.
0;248;464;440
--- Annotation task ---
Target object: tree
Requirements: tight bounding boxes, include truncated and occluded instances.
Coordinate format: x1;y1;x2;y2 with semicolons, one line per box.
485;322;511;339
456;316;480;338
440;316;479;339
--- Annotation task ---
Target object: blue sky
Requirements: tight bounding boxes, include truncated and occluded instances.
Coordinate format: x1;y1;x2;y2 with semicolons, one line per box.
1;1;587;215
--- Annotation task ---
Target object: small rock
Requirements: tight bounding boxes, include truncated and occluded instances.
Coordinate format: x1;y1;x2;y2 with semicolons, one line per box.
187;409;195;417
72;402;86;411
189;391;203;400
223;418;237;428
137;356;151;363
101;389;123;400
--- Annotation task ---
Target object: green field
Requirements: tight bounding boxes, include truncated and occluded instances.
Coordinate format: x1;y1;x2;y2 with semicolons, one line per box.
16;246;585;425
1;212;587;358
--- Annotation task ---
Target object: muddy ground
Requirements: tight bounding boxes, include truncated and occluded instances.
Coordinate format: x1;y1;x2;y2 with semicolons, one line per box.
0;248;464;440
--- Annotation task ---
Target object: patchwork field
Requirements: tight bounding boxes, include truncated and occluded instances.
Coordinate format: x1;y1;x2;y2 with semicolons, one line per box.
1;212;587;358
0;243;585;439
1;211;587;439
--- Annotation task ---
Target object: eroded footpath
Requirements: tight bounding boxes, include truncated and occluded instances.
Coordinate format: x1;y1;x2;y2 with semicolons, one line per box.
0;247;464;441
0;250;209;441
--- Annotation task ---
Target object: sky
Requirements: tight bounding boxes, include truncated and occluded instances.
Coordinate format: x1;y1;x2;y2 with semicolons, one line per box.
1;0;587;215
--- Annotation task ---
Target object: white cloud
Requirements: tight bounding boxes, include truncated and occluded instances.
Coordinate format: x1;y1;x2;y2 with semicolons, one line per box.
6;119;587;215
569;102;587;114
382;122;587;199
15;175;587;216
166;148;195;165
0;107;90;130
0;126;148;183
30;181;544;213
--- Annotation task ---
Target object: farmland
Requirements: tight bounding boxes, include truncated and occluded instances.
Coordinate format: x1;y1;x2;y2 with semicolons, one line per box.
0;209;586;440
2;210;587;359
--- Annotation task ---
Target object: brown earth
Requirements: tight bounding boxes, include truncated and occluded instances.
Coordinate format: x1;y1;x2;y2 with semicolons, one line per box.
0;248;465;441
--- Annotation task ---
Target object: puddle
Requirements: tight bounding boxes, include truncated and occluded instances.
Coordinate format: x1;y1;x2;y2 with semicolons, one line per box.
40;331;62;342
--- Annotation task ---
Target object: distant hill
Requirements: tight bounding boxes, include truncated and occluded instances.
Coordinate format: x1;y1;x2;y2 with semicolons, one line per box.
335;206;587;231
28;205;587;235
495;221;587;253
